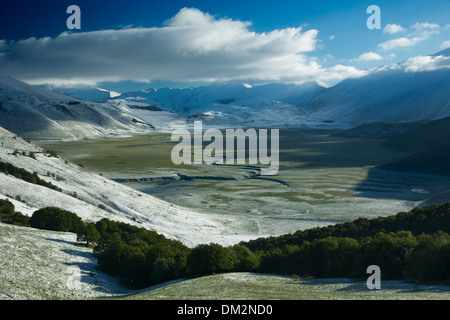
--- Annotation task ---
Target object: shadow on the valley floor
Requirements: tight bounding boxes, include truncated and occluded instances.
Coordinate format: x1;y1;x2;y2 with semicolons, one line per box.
278;128;403;169
353;167;450;202
277;129;450;203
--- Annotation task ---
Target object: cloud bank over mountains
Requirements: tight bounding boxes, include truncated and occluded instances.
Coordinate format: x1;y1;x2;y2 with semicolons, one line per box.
0;7;448;89
0;8;365;87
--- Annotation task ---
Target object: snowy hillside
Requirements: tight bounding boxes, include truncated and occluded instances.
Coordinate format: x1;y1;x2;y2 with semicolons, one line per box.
0;75;152;140
0;223;132;300
304;50;450;126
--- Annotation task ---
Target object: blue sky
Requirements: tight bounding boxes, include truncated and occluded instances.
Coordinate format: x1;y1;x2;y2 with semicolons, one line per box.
0;0;449;91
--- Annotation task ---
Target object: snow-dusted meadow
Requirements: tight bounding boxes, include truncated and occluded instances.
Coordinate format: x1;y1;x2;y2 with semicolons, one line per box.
124;273;450;300
0;223;132;300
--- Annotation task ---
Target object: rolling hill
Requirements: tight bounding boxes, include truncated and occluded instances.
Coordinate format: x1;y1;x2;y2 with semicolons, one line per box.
0;75;152;140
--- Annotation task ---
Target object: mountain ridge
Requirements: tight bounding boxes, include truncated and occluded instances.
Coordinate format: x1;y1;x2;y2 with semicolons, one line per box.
0;74;152;140
60;49;450;129
128;49;450;127
1;49;449;140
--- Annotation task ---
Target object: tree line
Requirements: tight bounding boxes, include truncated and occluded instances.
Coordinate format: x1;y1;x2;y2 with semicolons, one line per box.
242;203;450;282
243;203;450;252
0;160;62;192
1;199;449;288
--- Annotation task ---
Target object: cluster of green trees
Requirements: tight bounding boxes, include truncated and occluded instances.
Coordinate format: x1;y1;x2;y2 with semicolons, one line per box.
89;220;259;288
0;201;83;232
244;203;450;252
1;198;450;288
79;203;450;286
0;199;30;226
0;199;259;288
242;203;450;282
0;160;61;192
91;218;190;288
254;230;450;282
29;207;84;233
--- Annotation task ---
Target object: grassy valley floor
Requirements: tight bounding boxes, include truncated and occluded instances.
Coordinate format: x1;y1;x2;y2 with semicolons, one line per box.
36;129;450;231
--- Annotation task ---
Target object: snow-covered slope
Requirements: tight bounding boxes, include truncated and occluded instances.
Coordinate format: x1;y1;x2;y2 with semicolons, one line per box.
0;222;131;300
0;75;152;140
305;50;450;126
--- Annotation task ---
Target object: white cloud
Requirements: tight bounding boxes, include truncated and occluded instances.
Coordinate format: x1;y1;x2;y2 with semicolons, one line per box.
383;24;406;34
400;54;450;72
1;8;363;87
441;40;450;49
378;37;419;50
411;22;440;41
316;65;368;80
378;21;440;51
0;8;368;87
329;35;335;40
357;51;383;61
411;22;440;31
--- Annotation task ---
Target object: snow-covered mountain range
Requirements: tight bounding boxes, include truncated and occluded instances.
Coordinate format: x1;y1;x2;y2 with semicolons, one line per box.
1;48;449;141
108;81;328;128
0;48;448;143
59;49;450;129
117;81;328;114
